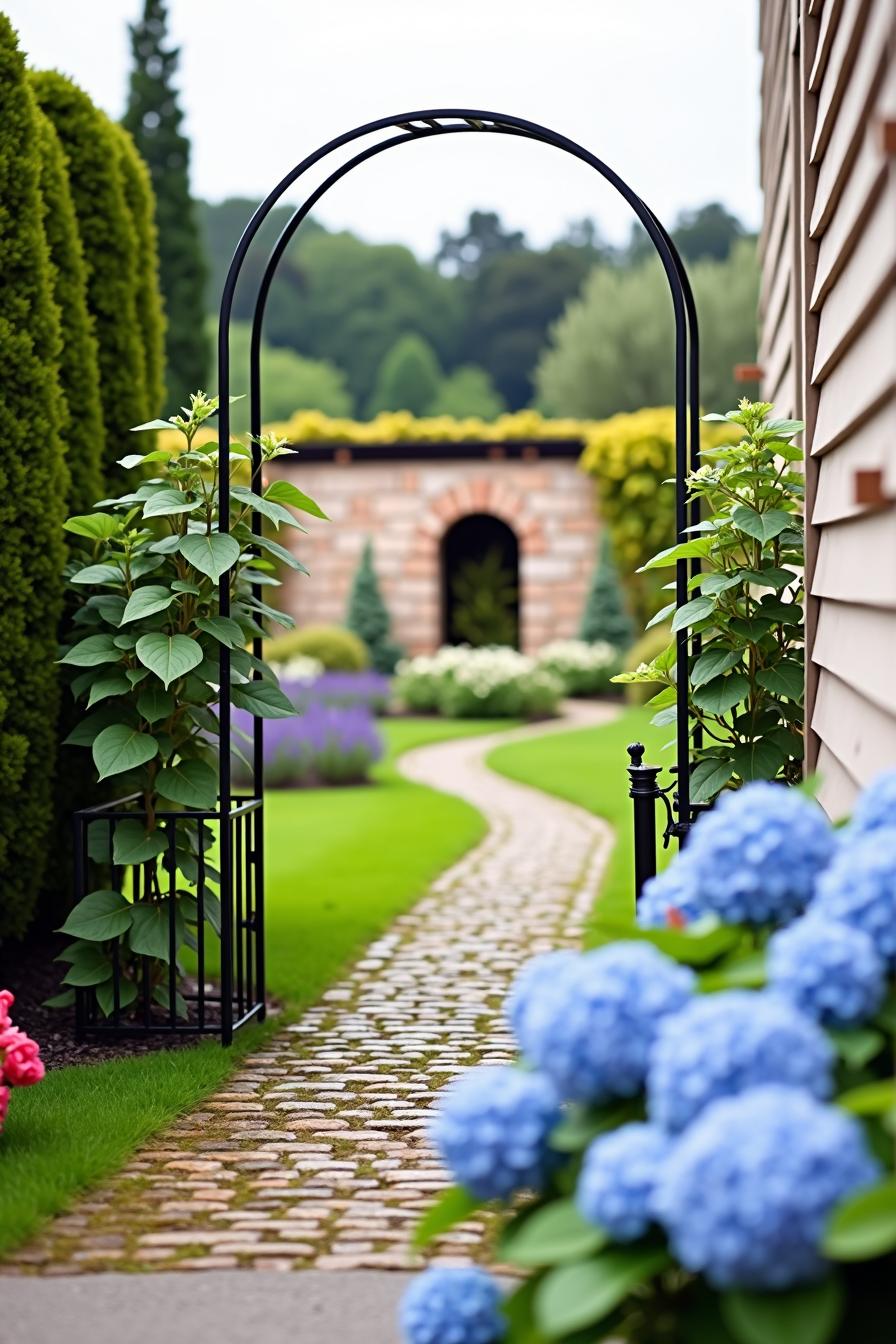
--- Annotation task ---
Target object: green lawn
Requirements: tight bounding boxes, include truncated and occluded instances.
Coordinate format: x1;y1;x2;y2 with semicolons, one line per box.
0;716;511;1260
487;705;671;926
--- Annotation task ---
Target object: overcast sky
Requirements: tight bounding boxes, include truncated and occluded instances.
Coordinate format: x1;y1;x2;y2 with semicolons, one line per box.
8;0;762;258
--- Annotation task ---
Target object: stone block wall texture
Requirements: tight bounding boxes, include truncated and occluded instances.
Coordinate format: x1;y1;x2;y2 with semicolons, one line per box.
269;451;600;655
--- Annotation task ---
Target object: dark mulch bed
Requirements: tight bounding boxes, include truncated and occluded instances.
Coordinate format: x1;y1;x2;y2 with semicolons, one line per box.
0;934;223;1070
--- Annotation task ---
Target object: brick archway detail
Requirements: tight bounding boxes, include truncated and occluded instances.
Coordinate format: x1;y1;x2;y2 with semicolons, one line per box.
411;479;545;557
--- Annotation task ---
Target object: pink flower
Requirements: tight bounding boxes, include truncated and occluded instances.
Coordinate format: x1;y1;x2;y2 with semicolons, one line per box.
0;989;13;1030
0;1024;45;1088
0;1085;9;1133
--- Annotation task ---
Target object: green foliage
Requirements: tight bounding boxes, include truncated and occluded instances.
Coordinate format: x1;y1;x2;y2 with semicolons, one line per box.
451;547;519;648
427;365;506;419
30;69;147;485
345;540;403;673
265;624;368;672
0;19;67;940
55;392;322;1009
213;319;354;427
620;625;674;705
580;532;635;649
614;400;805;801
535;241;760;420
110;122;166;425
123;0;208;402
367;332;442;417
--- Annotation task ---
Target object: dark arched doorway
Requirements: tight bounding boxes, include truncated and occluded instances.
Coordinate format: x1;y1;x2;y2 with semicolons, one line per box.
441;513;520;648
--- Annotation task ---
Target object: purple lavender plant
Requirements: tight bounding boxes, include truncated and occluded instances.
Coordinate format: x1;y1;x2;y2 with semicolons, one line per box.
232;702;384;787
280;670;391;715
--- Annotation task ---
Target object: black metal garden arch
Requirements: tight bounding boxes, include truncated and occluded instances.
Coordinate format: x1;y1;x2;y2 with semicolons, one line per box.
212;108;702;1040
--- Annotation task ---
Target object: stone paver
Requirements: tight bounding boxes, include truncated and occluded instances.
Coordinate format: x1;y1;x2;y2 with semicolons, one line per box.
8;703;615;1276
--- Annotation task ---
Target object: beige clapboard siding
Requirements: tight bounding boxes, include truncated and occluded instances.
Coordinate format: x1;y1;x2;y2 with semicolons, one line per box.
759;0;896;814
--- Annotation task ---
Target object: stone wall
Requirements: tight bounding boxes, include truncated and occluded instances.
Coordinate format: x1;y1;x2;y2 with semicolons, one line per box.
269;451;600;655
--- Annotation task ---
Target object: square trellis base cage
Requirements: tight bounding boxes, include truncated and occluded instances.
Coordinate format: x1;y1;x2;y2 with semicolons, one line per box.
72;794;265;1046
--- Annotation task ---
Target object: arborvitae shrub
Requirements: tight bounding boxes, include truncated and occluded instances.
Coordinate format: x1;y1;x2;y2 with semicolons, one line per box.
346;540;404;673
110;122;165;425
30;70;147;487
0;20;67;940
579;531;635;649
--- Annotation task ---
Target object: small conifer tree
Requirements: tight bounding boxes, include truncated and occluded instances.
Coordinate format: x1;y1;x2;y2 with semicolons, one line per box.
346;540;404;673
579;531;635;650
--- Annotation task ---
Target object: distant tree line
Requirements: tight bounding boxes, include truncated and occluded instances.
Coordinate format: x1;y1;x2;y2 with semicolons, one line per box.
199;199;758;420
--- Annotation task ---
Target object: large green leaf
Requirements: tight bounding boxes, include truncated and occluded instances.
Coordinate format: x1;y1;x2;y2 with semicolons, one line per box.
230;484;300;530
142;487;200;518
691;646;742;687
63;705;125;747
639;539;713;572
837;1079;896;1116
671;596;715;633
824;1181;896;1260
412;1185;482;1250
195;615;246;648
156;759;218;811
179;532;241;582
63;513;120;540
112;820;167;866
129;901;183;961
731;505;794;543
136;685;175;725
692;672;750;715
593;917;742;965
249;531;310;573
689;756;736;804
721;1278;843;1344
263;479;329;518
534;1248;670;1337
121;585;177;624
92;724;158;780
756;660;804;700
731;738;787;782
135;632;204;687
61;943;113;987
86;672;131;708
131;417;176;432
58;890;133;942
500;1199;607;1267
59;634;122;667
826;1026;884;1069
231;680;296;718
95;977;139;1017
70;562;125;586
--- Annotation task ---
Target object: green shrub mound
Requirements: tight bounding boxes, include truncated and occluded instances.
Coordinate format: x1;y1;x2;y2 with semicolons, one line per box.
30;70;147;486
346;539;404;673
621;624;674;705
0;20;68;940
265;624;369;672
110;122;165;427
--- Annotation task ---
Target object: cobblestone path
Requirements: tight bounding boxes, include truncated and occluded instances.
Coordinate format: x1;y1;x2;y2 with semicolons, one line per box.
10;704;616;1276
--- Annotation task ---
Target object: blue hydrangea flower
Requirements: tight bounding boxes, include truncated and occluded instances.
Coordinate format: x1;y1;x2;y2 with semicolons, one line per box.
768;915;886;1027
506;949;580;1048
519;943;695;1104
685;782;834;925
647;990;834;1133
400;1266;506;1344
654;1084;880;1289
637;859;704;929
812;827;896;968
577;1122;669;1241
847;769;896;838
431;1065;561;1200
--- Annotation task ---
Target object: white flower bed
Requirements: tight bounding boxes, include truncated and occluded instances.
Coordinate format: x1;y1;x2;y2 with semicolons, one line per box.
537;638;621;696
394;645;562;719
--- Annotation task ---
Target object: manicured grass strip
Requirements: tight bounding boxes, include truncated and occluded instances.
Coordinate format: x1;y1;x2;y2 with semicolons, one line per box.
0;716;511;1261
487;706;670;927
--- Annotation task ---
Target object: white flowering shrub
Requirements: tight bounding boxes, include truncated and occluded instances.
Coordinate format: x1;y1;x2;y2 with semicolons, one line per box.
537;638;621;697
403;773;896;1344
394;646;562;719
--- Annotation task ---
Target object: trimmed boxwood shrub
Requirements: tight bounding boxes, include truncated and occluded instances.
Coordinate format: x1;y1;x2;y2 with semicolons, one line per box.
265;625;369;672
30;70;147;486
0;19;68;940
110;121;165;425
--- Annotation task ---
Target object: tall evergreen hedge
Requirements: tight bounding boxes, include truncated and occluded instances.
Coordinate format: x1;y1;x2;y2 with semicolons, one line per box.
30;70;147;485
0;19;67;941
110;122;165;425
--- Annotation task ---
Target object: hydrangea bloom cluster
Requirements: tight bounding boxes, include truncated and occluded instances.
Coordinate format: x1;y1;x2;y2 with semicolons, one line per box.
654;1085;880;1288
636;859;704;929
0;990;44;1133
399;1267;505;1344
684;782;834;924
812;827;896;968
845;768;896;838
768;915;886;1026
506;949;579;1048
577;1122;669;1241
647;990;834;1133
515;943;695;1103
431;1066;560;1200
